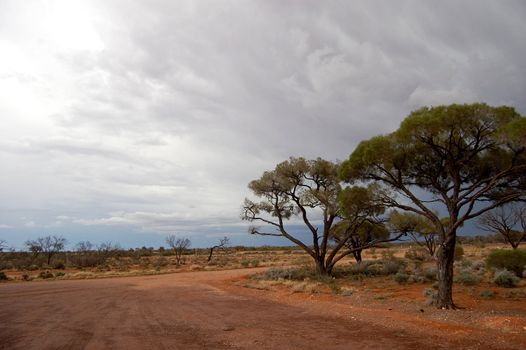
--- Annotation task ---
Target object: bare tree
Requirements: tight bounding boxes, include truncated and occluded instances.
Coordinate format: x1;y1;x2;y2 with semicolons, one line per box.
165;235;191;266
25;235;67;265
0;239;7;253
207;236;230;262
75;241;94;253
478;204;526;249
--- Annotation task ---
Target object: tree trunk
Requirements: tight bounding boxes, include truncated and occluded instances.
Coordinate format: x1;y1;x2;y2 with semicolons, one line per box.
207;247;215;262
352;249;362;264
436;234;456;309
315;257;331;276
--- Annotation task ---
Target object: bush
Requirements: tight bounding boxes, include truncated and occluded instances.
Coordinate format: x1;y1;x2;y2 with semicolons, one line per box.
455;269;481;286
52;260;66;269
422;267;437;281
486;249;526;277
38;271;54;279
0;271;8;281
240;260;250;268
55;272;66;277
394;272;409;284
454;244;464;261
405;246;428;261
254;267;316;281
493;269;520;288
479;290;496;299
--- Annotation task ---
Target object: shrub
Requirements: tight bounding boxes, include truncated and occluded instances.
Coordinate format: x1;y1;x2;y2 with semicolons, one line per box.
454;244;464;261
486;249;526;277
382;259;406;275
52;260;66;270
394;272;409;284
254;267;316;281
21;273;31;281
240;260;250;268
455;269;481;286
479;290;496;299
493;269;520;288
423;288;438;305
251;259;260;267
422;267;437;281
38;271;54;279
55;272;66;277
0;271;8;281
405;246;427;261
502;289;526;299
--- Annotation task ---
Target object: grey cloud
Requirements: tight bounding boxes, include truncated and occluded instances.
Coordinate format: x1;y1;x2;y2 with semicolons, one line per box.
1;1;525;245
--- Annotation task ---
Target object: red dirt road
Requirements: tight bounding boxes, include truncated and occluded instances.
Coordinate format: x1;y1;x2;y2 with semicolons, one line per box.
0;269;522;349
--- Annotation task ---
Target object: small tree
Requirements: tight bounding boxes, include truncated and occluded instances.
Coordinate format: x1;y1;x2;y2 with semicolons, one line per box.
165;235;191;266
389;211;438;257
208;236;230;262
340;103;526;309
0;240;7;253
25;235;67;266
478;204;526;249
242;157;403;275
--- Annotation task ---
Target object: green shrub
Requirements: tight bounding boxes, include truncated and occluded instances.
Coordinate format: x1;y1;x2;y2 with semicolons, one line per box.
486;249;526;277
454;244;464;261
240;260;250;268
0;271;8;281
38;270;54;279
405;246;427;261
422;267;437;281
251;259;260;267
455;269;481;286
479;290;496;299
493;269;520;288
394;272;409;284
55;272;66;277
52;260;66;270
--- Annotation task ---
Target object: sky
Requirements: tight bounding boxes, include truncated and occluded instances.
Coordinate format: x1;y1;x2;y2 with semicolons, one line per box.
1;0;525;249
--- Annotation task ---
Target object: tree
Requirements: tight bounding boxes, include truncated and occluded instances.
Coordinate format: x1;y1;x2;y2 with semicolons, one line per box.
165;235;191;266
478;204;526;249
25;235;67;265
0;240;6;253
389;211;438;257
242;157;403;275
208;236;230;262
339;103;526;309
331;186;394;264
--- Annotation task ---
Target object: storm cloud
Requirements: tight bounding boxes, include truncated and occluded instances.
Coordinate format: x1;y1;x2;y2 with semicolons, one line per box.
1;0;525;247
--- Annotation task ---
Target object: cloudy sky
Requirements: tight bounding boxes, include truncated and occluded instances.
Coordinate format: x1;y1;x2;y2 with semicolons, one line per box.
1;0;525;249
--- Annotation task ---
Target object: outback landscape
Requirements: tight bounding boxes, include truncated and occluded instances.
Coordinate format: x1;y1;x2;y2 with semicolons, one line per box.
2;1;526;349
1;238;525;349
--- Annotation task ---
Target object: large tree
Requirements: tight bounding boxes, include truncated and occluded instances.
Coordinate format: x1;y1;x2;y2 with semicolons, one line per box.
242;157;402;275
339;103;526;309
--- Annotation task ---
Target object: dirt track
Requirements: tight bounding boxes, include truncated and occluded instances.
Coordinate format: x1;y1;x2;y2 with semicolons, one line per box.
0;268;522;349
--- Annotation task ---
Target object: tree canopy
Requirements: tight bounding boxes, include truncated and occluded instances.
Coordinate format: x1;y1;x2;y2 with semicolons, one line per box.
339;103;526;308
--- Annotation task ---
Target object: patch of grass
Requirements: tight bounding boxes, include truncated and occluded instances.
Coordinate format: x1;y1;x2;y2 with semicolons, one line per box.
502;289;526;299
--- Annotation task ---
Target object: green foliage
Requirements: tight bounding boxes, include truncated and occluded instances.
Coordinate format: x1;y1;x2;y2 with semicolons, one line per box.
404;246;428;261
393;272;409;283
455;268;481;286
240;260;250;268
486;249;526;277
493;269;520;288
38;270;54;279
52;260;66;269
454;244;464;261
479;290;496;299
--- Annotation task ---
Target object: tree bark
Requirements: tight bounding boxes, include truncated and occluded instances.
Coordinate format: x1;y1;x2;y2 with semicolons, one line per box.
352;249;362;263
436;234;456;309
